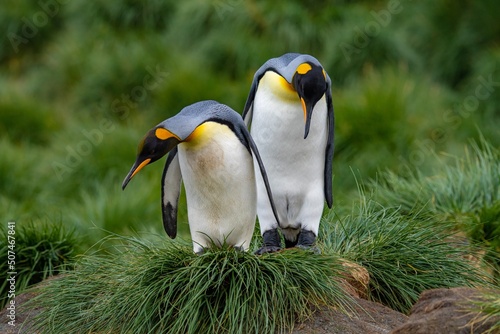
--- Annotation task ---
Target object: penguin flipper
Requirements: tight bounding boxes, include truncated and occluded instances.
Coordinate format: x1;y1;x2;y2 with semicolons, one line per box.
161;147;182;239
241;127;281;228
324;89;335;208
242;78;258;127
243;103;253;127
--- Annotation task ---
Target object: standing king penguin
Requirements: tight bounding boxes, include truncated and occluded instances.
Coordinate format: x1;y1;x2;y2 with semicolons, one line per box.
122;100;280;254
242;53;334;254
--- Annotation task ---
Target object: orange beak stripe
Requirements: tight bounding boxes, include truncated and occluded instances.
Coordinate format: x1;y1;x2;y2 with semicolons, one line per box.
300;97;307;122
131;158;151;179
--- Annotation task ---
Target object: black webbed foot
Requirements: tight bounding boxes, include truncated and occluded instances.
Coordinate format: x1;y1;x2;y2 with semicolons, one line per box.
295;230;319;253
255;229;282;255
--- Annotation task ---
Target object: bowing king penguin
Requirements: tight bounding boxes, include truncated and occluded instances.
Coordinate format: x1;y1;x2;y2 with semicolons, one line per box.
122;100;280;254
242;53;334;254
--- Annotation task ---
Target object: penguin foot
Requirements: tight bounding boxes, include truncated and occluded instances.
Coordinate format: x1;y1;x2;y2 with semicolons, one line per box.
296;230;317;248
255;229;282;255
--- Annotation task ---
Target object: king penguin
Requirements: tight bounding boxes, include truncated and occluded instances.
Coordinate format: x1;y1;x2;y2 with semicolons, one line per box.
122;100;280;254
242;53;334;254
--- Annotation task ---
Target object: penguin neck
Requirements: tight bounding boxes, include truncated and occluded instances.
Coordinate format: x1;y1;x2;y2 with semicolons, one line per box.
260;71;298;101
183;122;220;149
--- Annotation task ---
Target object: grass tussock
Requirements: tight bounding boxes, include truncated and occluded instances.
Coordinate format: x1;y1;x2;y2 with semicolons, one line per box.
374;139;500;217
469;289;500;333
0;220;76;308
373;139;500;278
28;237;352;334
320;191;490;314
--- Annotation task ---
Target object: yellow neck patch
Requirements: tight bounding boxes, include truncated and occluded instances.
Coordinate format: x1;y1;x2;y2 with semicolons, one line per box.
185;122;229;148
155;128;179;140
296;63;312;75
260;71;297;99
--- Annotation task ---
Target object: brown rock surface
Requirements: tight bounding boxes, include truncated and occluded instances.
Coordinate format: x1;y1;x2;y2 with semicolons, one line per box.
292;297;408;334
0;290;39;334
390;287;500;334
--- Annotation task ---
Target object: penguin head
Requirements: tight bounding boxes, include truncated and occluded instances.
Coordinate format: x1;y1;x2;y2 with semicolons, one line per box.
122;101;241;190
122;126;181;189
291;62;327;139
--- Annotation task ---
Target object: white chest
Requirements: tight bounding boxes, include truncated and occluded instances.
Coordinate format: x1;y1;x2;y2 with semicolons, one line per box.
176;123;257;250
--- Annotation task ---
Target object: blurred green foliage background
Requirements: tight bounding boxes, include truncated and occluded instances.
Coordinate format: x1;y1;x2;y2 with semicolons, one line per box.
1;0;499;250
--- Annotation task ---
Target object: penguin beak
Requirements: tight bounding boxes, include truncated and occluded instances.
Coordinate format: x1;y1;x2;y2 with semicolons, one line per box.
301;97;316;139
122;130;182;190
122;158;151;190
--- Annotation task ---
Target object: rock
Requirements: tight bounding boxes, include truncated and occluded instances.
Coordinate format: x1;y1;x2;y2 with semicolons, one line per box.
0;276;59;334
293;297;408;334
1;291;407;334
390;287;500;334
0;290;39;334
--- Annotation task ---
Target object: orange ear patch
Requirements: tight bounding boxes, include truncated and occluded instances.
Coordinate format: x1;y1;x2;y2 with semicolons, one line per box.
155;128;179;140
296;63;312;75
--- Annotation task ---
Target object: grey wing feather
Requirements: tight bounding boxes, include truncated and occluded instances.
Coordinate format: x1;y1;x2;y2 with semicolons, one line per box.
161;147;182;239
